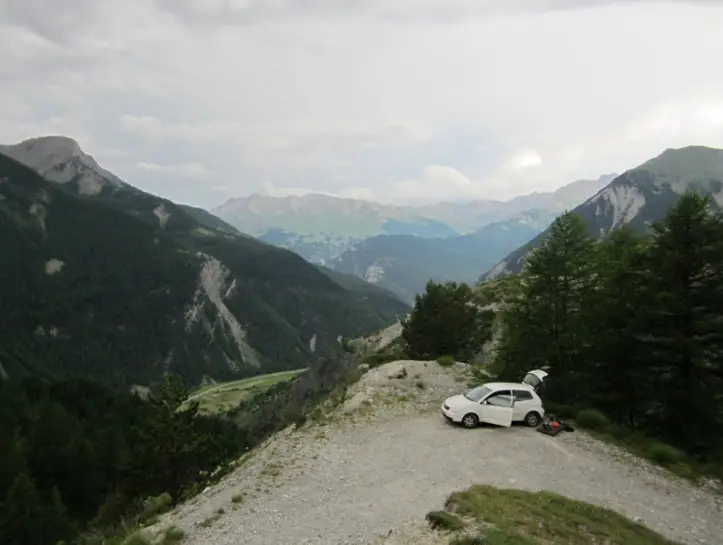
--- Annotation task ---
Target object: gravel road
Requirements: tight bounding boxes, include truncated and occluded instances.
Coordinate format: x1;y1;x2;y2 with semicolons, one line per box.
155;361;722;545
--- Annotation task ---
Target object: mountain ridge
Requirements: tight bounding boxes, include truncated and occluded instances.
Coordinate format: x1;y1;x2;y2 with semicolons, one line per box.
0;136;409;387
212;174;616;239
482;145;723;281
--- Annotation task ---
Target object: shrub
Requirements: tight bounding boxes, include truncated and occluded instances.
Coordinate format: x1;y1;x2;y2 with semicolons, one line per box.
576;408;609;431
415;380;426;390
140;492;172;519
340;338;356;353
647;442;684;466
345;367;362;385
363;346;408;368
281;406;306;428
425;510;467;531
161;527;185;544
436;356;456;367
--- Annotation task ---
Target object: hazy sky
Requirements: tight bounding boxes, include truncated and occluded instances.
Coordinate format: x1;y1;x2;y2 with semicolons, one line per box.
2;0;723;208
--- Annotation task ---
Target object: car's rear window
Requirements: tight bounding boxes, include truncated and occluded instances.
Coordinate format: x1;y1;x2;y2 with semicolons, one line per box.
523;373;541;388
464;386;491;402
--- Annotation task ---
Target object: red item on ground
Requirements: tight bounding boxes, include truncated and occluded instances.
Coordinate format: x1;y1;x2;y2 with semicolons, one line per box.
552;421;560;428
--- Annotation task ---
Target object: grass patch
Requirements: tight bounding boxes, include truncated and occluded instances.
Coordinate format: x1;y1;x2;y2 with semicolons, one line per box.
433;485;681;545
181;369;307;414
415;380;426;390
436;355;456;367
425;510;467;531
451;529;532;545
231;493;244;504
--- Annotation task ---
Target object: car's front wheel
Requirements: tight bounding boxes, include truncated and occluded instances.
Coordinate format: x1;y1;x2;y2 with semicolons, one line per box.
524;411;542;427
461;413;479;428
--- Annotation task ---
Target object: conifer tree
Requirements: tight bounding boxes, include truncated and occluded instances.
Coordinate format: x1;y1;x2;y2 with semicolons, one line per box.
402;280;490;361
641;192;723;455
584;227;652;426
497;212;596;403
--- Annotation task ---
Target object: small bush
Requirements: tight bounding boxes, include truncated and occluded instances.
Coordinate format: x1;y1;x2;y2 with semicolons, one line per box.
281;406;307;428
345;367;362;385
141;492;172;519
122;533;151;545
341;338;356;353
415;380;426;390
310;407;324;421
426;510;467;531
161;527;185;544
576;408;609;431
436;356;456;367
647;442;684;466
363;347;408;368
231;493;244;503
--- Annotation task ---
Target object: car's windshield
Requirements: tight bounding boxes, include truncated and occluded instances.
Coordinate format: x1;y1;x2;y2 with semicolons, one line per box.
464;386;491;402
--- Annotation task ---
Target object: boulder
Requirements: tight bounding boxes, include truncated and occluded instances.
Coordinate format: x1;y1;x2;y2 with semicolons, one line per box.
387;363;407;379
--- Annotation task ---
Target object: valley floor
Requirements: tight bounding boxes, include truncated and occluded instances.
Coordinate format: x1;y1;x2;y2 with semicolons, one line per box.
154;361;722;545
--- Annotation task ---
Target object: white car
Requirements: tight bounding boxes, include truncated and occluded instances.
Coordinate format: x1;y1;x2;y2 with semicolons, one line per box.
441;370;547;429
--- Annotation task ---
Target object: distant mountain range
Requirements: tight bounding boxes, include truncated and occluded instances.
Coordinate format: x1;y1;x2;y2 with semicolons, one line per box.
329;218;543;303
212;176;615;300
0;136;408;388
213;174;615;243
483;146;723;281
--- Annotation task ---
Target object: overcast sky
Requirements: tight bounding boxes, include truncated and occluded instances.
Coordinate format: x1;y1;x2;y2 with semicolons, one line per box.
2;0;723;207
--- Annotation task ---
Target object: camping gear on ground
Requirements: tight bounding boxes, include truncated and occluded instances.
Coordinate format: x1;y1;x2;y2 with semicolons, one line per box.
536;413;575;436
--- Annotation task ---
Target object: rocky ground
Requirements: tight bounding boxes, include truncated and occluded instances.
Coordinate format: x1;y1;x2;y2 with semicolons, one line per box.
150;360;722;545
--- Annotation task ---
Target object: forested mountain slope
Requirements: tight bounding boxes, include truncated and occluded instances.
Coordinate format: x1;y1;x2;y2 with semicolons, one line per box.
329;217;541;303
0;138;408;387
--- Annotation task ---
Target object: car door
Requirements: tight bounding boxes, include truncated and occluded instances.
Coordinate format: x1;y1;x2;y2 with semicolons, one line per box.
480;390;514;427
512;389;534;420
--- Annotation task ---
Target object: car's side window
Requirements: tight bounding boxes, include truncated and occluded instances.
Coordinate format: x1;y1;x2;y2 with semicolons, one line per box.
484;390;513;407
513;390;533;402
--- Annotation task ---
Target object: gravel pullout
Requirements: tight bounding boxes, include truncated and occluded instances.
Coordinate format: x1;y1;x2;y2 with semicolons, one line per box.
156;361;722;545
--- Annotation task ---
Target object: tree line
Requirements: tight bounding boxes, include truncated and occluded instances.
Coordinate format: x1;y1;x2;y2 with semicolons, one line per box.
403;192;723;468
0;348;357;545
0;374;245;545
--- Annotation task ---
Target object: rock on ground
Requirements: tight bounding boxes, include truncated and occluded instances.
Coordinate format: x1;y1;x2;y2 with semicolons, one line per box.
151;360;722;545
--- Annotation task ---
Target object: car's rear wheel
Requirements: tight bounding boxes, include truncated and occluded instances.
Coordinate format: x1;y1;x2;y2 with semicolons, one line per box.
524;411;542;427
461;413;479;428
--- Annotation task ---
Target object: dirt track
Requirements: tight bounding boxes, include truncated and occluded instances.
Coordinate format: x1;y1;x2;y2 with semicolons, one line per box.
154;361;722;545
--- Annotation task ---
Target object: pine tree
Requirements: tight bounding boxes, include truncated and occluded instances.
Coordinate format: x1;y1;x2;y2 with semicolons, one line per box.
584;227;652;426
402;281;489;361
0;473;73;545
641;192;723;456
497;212;596;403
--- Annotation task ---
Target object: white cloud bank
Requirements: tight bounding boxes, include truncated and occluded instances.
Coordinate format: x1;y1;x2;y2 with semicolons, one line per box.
1;0;723;206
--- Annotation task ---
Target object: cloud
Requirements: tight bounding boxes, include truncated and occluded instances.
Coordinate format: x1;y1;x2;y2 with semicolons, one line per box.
1;0;723;208
504;150;543;171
